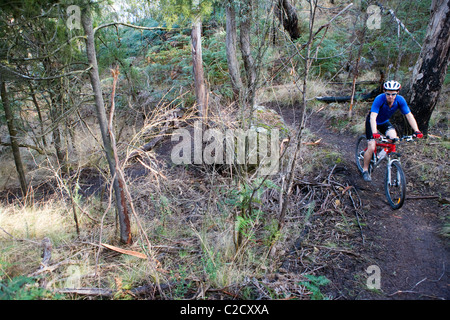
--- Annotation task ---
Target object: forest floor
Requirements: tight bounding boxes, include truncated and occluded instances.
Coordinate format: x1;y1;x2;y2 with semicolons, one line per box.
276;102;449;300
0;97;448;301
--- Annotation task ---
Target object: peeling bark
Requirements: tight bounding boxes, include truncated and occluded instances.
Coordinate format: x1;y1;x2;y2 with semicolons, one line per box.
275;0;301;41
406;0;450;135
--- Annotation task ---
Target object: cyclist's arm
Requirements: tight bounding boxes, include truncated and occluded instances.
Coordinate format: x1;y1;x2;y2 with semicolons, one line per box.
370;112;378;134
405;112;420;132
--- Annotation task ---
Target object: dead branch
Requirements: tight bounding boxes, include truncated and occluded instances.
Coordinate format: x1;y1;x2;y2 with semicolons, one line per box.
40;237;52;270
303;243;362;257
101;243;147;259
406;195;441;200
28;237;53;277
378;4;422;48
0;139;45;154
56;283;172;298
0;63;92;81
94;22;171;35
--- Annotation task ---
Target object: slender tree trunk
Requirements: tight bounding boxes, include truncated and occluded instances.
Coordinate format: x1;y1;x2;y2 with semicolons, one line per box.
48;87;66;173
191;16;207;123
240;0;257;112
349;28;366;119
81;10;132;244
41;27;66;172
226;0;243;100
0;79;28;197
28;83;47;148
406;0;450;135
277;0;318;233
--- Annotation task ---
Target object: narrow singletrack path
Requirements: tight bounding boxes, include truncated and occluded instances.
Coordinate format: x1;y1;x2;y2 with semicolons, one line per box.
280;104;449;300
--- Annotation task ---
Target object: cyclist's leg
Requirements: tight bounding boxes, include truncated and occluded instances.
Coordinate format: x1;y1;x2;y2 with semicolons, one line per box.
363;114;375;172
382;121;398;140
363;140;376;172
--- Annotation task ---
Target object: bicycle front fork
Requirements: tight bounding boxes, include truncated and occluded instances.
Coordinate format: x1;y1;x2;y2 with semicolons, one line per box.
386;158;401;187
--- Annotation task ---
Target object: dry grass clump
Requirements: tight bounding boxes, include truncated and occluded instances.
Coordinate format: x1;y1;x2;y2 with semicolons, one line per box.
257;79;330;107
0;199;75;282
0;199;74;242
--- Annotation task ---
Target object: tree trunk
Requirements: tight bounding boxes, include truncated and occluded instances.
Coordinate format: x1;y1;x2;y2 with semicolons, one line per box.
47;87;66;173
225;0;243;100
28;83;47;148
349;28;367;119
81;10;132;244
191;16;207;123
239;0;257;113
406;0;450;135
275;0;301;41
277;0;318;233
0;79;28;197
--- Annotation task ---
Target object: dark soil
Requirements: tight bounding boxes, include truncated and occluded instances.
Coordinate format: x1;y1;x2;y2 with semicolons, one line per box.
279;104;449;300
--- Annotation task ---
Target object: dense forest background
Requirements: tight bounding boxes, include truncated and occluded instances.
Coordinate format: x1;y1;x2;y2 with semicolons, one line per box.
0;0;448;300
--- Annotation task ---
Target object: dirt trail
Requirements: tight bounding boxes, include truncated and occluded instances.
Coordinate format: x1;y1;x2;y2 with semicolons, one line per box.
289;107;449;300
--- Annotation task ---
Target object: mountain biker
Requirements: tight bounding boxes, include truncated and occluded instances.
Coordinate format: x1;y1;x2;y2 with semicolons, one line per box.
362;80;423;182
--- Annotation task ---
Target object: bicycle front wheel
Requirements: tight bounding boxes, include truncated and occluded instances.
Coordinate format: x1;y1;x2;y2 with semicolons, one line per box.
385;161;406;210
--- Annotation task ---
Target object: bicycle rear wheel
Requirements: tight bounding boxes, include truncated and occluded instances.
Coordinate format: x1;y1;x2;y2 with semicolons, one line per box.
355;135;367;173
385;161;406;210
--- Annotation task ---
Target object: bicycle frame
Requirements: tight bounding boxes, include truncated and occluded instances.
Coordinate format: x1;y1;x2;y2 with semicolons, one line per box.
371;135;413;169
372;141;397;168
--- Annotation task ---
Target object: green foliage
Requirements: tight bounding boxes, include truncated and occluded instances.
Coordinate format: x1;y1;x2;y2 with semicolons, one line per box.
0;275;49;300
0;262;56;300
363;0;431;76
169;265;193;299
142;25;233;102
96;19;165;96
299;274;330;300
203;30;234;99
226;178;279;244
158;0;215;28
263;218;281;246
227;178;278;213
201;253;219;283
318;39;341;77
146;32;192;85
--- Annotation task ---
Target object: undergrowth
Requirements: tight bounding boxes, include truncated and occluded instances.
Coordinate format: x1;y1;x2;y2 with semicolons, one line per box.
1;82;448;300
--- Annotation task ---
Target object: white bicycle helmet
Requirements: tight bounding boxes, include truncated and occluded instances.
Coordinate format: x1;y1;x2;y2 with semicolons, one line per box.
383;80;401;91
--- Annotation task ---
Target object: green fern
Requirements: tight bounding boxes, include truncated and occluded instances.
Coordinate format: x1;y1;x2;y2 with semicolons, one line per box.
299;275;330;300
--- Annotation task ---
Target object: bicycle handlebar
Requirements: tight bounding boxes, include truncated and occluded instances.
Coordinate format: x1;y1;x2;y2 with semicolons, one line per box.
378;135;415;143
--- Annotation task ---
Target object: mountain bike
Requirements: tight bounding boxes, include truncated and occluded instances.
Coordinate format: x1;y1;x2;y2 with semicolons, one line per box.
355;134;415;210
